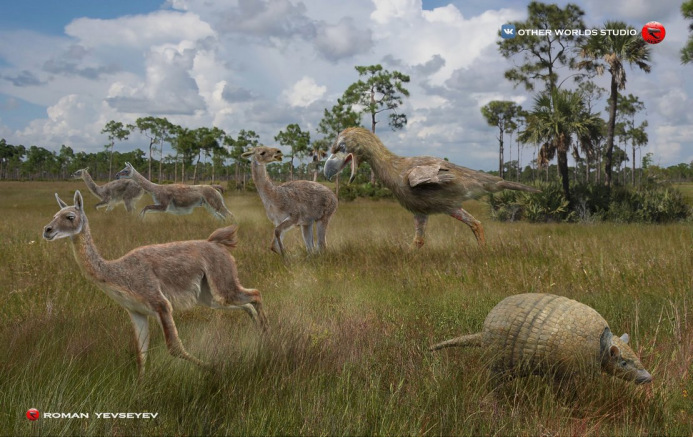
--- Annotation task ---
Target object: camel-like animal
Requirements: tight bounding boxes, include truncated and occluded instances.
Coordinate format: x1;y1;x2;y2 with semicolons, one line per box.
115;163;234;221
42;191;266;379
242;146;338;255
324;127;540;248
73;168;144;213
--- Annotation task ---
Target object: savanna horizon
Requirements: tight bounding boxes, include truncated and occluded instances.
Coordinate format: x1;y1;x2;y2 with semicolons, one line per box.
1;181;691;436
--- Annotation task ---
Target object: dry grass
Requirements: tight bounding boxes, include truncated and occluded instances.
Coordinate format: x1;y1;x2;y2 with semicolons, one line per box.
0;180;691;436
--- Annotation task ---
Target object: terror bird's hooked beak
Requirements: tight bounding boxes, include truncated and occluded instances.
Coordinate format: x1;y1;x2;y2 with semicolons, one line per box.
324;152;357;184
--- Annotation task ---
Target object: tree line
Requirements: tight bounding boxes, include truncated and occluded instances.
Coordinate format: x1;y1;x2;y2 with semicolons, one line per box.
481;1;693;200
0;63;411;189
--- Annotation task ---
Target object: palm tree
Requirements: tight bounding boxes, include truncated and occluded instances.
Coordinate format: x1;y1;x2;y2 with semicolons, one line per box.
578;117;606;184
580;21;651;188
520;88;602;199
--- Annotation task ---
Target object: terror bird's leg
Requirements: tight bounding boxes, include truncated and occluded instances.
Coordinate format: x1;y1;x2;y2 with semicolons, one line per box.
413;214;428;249
450;207;486;247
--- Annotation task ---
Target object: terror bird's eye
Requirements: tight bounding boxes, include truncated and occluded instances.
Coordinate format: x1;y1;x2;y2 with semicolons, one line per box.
260;151;265;156
338;142;346;153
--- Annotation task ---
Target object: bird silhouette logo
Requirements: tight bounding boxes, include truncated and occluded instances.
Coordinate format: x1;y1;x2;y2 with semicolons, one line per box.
642;22;665;44
26;408;39;421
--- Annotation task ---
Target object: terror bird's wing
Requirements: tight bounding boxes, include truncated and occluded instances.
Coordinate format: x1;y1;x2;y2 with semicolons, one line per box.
407;163;456;187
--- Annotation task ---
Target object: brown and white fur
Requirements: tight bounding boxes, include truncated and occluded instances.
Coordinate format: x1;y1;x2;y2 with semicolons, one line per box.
43;191;267;379
242;147;338;255
115;163;234;221
73;168;144;213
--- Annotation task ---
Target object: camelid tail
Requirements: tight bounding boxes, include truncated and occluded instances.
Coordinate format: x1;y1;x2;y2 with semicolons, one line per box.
494;181;541;193
430;333;483;351
208;225;238;249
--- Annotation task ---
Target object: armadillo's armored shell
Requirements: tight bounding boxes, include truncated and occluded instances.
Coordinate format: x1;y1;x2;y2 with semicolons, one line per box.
482;293;609;376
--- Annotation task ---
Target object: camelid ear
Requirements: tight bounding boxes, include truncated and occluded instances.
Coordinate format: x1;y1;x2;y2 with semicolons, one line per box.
241;149;255;158
74;190;84;211
55;193;68;209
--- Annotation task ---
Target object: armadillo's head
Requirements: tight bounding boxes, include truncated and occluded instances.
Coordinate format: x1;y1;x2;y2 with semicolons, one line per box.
601;328;652;384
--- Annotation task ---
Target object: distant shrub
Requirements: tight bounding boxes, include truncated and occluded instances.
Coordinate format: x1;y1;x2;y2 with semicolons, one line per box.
489;183;692;224
338;183;393;202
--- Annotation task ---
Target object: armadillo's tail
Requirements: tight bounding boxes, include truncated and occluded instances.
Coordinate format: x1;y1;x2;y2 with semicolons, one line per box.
490;181;541;193
430;333;483;351
208;225;238;249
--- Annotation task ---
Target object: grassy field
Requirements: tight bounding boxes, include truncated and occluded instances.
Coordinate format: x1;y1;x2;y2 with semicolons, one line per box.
1;181;691;436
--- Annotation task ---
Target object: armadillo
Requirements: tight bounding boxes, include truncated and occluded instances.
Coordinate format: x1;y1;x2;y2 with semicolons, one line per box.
431;293;652;384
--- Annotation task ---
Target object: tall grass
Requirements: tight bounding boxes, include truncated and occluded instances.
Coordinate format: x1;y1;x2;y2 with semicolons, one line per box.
0;181;691;436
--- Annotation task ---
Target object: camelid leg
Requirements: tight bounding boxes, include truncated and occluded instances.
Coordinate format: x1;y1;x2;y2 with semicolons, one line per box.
156;304;206;367
316;218;330;251
105;203;115;212
139;204;167;218
450;207;486;247
124;199;135;213
204;191;234;222
128;311;150;380
301;223;315;253
94;200;108;210
412;214;428;248
271;217;297;255
205;271;268;332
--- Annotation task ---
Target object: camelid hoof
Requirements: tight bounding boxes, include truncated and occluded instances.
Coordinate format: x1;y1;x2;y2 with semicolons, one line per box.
412;238;425;249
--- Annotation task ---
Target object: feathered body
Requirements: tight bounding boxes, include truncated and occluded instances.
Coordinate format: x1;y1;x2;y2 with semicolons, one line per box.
324;128;540;247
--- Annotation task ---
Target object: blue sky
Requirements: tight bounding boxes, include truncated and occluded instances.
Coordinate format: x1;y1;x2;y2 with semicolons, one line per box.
0;0;690;170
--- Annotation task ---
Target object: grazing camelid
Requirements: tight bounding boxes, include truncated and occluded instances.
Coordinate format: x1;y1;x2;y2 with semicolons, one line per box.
242;147;338;255
43;191;266;379
115;163;234;221
324;128;541;248
73;168;143;213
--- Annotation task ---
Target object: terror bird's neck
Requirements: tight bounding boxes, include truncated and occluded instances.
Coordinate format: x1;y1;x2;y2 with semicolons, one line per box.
352;131;403;190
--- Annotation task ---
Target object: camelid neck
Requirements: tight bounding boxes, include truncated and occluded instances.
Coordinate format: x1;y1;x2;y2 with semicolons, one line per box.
69;214;108;282
81;171;103;199
357;133;401;190
251;160;278;198
131;168;159;193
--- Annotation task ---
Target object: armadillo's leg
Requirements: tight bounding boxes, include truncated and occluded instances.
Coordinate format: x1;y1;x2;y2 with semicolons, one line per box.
430;333;483;351
412;214;427;249
450;207;485;247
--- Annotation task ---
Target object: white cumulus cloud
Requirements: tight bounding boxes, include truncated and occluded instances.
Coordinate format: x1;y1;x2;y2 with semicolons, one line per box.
281;76;327;107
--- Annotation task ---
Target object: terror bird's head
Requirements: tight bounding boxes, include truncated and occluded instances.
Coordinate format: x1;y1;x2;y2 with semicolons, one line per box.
324;129;359;184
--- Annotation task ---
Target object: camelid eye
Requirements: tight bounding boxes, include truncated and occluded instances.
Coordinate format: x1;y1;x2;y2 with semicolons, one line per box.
67;215;75;221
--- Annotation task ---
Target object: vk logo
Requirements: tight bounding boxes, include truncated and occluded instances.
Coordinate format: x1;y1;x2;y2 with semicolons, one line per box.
501;24;516;39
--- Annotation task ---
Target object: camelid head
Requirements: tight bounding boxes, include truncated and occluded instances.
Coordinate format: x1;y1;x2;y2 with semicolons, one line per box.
72;168;88;179
241;147;283;164
115;162;135;179
43;191;85;241
324;128;361;184
600;328;652;384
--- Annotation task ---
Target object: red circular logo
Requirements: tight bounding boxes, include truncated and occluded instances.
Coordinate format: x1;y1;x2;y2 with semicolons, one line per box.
642;22;665;44
26;408;39;421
